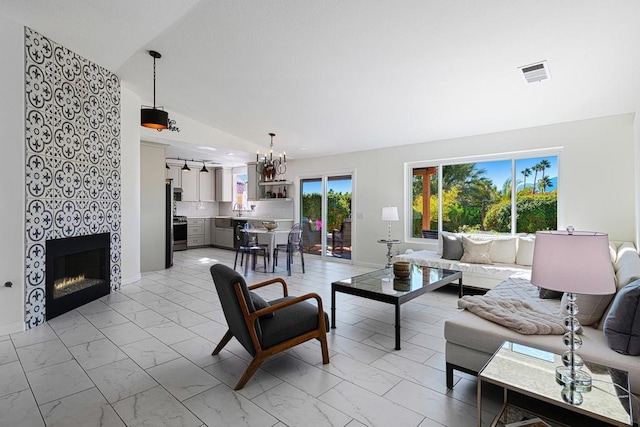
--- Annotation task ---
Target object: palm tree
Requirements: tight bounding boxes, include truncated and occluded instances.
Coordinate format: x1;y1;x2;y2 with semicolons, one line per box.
538;175;552;193
521;168;531;192
532;163;543;194
539;159;551;181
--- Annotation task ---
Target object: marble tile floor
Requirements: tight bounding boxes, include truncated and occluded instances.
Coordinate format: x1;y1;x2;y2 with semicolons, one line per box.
0;247;503;427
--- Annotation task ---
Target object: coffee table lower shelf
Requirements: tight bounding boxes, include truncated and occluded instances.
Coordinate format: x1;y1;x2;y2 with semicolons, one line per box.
491;403;568;427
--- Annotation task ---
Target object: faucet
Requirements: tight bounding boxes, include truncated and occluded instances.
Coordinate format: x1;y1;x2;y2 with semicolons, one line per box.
233;203;244;216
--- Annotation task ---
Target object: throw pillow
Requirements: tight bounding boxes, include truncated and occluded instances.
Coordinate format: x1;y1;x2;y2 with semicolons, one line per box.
460;236;493;264
614;244;640;290
539;287;563;299
515;236;535;266
603;280;640;355
562;291;614;326
441;232;463;260
489;237;517;264
249;291;274;318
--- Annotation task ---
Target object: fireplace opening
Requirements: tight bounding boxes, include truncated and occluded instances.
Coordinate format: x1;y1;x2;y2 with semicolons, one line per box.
46;233;110;320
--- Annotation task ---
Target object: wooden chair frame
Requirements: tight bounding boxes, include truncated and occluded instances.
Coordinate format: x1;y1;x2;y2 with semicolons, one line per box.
212;277;329;390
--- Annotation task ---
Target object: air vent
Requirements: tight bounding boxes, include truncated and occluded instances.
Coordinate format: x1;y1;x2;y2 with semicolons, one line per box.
519;61;551;83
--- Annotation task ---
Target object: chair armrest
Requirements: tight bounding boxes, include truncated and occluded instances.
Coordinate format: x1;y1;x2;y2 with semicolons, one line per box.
248;277;288;297
249;292;325;320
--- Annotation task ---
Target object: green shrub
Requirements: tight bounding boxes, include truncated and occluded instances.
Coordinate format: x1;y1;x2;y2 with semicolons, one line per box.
484;192;557;233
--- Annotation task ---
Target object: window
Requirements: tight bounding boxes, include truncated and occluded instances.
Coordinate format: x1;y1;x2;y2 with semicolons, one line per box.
410;153;558;238
234;173;247;207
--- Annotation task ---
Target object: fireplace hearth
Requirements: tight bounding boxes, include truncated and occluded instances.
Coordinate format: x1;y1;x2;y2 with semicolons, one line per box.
45;233;111;320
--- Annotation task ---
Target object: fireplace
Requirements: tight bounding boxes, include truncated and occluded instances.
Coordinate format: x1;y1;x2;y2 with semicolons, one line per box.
45;233;111;320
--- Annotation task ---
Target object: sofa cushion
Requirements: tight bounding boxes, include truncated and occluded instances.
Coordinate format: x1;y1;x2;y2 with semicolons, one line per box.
615;244;640;289
488;237;517;264
516;236;535;266
603;280;640;355
562;291;614;327
460;236;493;264
442;232;463;260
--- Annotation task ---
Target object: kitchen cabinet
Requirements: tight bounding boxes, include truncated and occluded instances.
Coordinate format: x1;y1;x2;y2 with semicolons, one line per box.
187;218;205;247
204;218;211;245
181;170;198;202
199;172;215;202
178;170;215;202
209;220;216;245
247;162;258;201
214;227;234;249
167;165;182;188
215;168;232;202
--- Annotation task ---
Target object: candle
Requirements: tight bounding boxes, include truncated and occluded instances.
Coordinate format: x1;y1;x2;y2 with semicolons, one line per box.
283;152;286;163
256;151;259;162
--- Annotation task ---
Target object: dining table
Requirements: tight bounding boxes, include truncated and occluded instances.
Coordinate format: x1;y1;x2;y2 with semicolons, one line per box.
247;228;290;272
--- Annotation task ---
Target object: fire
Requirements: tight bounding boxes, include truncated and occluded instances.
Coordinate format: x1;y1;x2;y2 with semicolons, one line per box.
54;274;86;292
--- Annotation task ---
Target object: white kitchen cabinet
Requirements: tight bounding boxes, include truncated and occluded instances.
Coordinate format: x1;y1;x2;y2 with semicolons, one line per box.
167;165;182;188
214;227;234;249
181;170;198;201
199;172;215;202
247;162;258;201
215;168;232;202
204;218;211;245
187;218;205;247
209;220;216;245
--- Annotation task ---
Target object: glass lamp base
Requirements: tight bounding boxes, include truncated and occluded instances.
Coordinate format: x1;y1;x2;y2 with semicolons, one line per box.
561;385;584;405
556;366;592;401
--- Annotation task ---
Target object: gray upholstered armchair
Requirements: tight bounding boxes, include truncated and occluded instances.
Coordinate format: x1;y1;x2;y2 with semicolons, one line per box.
209;264;329;389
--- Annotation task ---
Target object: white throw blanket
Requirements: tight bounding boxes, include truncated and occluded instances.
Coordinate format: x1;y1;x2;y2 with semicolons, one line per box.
458;296;566;335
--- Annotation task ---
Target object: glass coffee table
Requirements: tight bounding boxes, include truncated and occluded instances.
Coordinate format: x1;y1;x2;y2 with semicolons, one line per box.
331;265;462;350
477;341;632;426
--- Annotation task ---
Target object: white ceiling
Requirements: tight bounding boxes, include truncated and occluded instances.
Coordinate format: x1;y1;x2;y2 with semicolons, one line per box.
3;1;640;164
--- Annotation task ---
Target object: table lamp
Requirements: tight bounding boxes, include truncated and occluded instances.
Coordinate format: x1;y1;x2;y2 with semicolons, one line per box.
381;206;399;241
531;226;615;405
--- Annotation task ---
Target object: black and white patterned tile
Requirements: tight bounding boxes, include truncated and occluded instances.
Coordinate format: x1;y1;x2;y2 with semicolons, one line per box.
24;27;121;327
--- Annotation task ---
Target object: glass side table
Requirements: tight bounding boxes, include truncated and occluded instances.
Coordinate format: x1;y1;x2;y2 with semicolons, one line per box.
377;239;401;268
477;341;632;427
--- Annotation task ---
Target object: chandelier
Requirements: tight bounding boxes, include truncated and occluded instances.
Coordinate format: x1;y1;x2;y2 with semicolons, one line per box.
256;133;286;181
140;50;179;132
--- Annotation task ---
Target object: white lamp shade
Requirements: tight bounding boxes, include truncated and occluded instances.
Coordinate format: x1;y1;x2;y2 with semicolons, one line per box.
531;230;615;295
381;206;399;222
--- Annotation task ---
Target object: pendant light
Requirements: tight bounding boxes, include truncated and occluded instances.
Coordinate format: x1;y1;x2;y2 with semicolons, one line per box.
200;162;209;173
141;50;169;130
181;160;191;172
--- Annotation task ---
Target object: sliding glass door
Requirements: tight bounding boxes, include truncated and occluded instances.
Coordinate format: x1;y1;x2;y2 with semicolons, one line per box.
300;174;352;259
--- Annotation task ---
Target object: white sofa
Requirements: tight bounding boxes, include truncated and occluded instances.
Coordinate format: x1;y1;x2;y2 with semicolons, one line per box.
395;233;535;291
445;241;640;421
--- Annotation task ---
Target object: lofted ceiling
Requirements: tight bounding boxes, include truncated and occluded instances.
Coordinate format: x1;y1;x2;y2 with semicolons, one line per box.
2;1;640;165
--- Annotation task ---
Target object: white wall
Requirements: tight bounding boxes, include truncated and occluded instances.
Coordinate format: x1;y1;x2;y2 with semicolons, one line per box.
286;114;636;267
120;85;142;284
0;16;25;334
634;108;640;249
140;141;168;271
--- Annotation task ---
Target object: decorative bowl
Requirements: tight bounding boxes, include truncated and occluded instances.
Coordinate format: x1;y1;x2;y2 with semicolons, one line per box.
262;221;278;231
393;261;411;278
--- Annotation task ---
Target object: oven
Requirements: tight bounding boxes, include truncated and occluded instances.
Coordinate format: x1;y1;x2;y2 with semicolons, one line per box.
173;215;188;251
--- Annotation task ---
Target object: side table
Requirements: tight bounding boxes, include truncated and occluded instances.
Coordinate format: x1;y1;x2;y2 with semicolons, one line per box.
377;239;401;268
477;341;632;426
